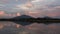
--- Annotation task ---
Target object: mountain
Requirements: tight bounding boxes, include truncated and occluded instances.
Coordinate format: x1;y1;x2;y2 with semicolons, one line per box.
12;15;34;19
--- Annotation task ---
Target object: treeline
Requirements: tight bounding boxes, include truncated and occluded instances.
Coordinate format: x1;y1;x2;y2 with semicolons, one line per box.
9;18;60;23
0;17;60;23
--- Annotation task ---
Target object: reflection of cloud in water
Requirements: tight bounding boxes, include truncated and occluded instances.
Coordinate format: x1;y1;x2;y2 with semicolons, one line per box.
0;24;4;29
0;21;60;34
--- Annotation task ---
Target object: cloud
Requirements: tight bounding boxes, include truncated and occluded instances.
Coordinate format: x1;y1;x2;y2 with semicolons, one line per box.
26;0;60;18
0;4;5;8
0;4;5;7
31;0;44;2
16;2;34;10
0;0;60;18
27;11;44;17
0;0;9;4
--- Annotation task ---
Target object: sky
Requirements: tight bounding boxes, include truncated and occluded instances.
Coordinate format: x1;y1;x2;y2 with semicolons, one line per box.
0;0;60;18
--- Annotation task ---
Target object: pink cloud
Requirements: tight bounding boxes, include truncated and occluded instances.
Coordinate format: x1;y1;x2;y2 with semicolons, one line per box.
0;11;5;16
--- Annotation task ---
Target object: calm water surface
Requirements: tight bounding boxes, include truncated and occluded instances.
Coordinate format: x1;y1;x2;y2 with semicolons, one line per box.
0;21;60;34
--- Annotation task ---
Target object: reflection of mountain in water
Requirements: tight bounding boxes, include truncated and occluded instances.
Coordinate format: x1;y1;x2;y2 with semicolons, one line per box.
13;21;33;26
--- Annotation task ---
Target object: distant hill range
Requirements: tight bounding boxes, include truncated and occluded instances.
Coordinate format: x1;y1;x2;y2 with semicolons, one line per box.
11;15;59;20
12;15;34;19
0;15;60;26
9;15;60;22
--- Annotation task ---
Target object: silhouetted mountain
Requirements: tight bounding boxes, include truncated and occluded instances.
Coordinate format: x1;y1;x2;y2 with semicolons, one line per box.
12;15;33;19
42;16;53;19
37;16;60;20
0;15;60;26
44;16;51;18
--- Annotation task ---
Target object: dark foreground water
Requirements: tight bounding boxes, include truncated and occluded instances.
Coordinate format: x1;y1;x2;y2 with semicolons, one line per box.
0;21;60;34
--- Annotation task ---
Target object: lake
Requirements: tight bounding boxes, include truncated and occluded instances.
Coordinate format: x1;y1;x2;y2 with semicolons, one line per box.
0;21;60;34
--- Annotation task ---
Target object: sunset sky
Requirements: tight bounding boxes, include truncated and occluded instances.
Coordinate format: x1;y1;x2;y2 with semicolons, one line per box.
0;0;60;18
